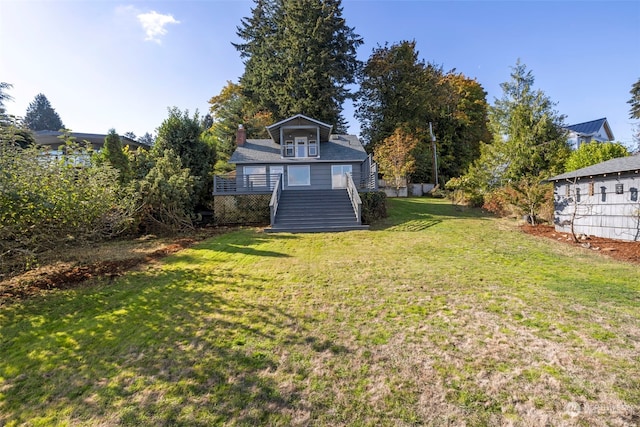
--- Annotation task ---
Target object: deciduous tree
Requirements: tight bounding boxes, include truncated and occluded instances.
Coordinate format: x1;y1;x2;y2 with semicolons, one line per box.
374;127;418;196
564;141;629;172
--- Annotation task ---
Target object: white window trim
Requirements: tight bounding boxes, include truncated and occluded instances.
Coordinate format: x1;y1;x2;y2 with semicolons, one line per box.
287;165;310;186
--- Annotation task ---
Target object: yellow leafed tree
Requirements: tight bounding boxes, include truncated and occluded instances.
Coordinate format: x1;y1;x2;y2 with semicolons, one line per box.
374;127;418;196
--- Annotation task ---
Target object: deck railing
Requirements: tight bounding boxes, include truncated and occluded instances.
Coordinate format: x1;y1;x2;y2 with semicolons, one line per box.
269;174;283;226
213;173;279;194
345;173;362;223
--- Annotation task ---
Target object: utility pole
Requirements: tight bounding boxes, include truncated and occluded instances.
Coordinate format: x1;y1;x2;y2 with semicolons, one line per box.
429;122;438;186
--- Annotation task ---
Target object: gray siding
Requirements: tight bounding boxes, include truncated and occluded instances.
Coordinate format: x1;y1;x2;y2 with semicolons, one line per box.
236;162;362;191
554;173;640;241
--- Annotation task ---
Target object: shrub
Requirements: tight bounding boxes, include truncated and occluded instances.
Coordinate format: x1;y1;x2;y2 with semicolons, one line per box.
0;141;136;273
360;191;387;224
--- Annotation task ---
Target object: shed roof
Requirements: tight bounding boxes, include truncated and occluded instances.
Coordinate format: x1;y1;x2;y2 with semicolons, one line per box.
230;134;368;164
565;118;614;140
546;154;640;181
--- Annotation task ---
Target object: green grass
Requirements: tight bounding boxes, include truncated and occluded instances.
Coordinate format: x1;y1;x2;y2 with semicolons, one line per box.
1;198;639;425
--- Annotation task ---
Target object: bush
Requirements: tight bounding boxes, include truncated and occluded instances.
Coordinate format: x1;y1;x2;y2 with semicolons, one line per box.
445;176;484;207
482;188;515;217
0;141;137;273
360;191;387;224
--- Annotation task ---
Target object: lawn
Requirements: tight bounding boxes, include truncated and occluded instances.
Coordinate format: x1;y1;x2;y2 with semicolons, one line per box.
1;198;638;426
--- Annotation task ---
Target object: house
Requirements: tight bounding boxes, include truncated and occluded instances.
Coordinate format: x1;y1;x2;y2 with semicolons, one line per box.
33;130;146;153
547;154;640;241
32;130;148;165
213;114;378;232
565;118;615;149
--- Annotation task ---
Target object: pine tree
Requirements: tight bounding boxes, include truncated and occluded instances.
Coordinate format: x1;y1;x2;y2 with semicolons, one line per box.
102;129;132;184
488;60;569;182
235;0;362;129
24;93;65;131
628;77;640;120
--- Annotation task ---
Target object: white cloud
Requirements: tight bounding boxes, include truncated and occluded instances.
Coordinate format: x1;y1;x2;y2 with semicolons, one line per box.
136;10;180;44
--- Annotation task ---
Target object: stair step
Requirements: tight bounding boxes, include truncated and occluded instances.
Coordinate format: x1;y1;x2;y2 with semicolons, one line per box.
269;189;365;233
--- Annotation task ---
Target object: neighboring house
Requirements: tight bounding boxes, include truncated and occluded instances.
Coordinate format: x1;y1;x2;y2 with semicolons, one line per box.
565;118;615;149
547;154;640;241
213;114;378;232
32;130;148;166
33;130;146;154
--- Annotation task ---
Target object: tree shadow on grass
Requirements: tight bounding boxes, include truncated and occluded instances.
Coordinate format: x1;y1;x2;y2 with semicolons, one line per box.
0;261;346;425
371;198;491;231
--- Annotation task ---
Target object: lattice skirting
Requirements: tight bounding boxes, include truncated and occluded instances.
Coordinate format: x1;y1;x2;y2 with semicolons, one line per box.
213;194;271;225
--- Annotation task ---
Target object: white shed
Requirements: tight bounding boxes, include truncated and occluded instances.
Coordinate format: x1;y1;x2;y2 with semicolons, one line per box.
547;155;640;242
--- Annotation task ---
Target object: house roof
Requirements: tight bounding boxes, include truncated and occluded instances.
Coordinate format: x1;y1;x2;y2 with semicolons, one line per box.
266;114;333;145
565;118;614;141
230;134;368;164
546;154;640;181
33;130;146;149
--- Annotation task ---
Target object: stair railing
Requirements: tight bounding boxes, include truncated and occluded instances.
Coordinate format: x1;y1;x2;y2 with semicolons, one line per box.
345;173;362;223
269;174;283;226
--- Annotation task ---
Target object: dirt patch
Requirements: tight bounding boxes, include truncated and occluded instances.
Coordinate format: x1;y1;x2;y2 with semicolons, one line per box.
521;224;640;264
0;229;235;305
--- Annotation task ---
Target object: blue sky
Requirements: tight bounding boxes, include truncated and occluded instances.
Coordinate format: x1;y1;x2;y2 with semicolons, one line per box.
1;0;639;147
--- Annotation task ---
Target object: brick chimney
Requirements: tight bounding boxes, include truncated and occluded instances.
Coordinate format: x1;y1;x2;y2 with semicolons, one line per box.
236;124;246;146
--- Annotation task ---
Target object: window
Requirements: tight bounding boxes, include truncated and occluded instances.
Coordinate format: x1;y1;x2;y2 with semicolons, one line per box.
615;183;624;194
287;165;310;186
308;140;317;157
589;181;594;196
576;187;581;203
565;184;570;197
631;188;638;202
285;140;294;157
243;166;266;188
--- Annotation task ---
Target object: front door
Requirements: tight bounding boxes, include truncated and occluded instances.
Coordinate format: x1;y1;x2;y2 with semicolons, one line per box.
331;165;352;189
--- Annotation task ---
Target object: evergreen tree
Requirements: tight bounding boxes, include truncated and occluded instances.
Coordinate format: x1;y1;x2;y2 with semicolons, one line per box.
138;132;155;146
0;82;13;119
102;129;132;184
628;77;640;120
485;60;569;185
24;93;65;131
152;107;216;209
235;0;362;129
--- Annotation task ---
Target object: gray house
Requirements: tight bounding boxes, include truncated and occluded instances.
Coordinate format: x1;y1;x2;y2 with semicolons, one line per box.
213;114;378;232
547;155;640;241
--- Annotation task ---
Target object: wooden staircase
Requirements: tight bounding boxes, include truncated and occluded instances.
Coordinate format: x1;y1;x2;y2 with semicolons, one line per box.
266;189;369;233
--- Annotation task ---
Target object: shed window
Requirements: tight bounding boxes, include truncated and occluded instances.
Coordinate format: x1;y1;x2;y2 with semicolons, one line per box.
631;188;638;202
588;182;594;196
576;187;581;203
615;183;624;194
